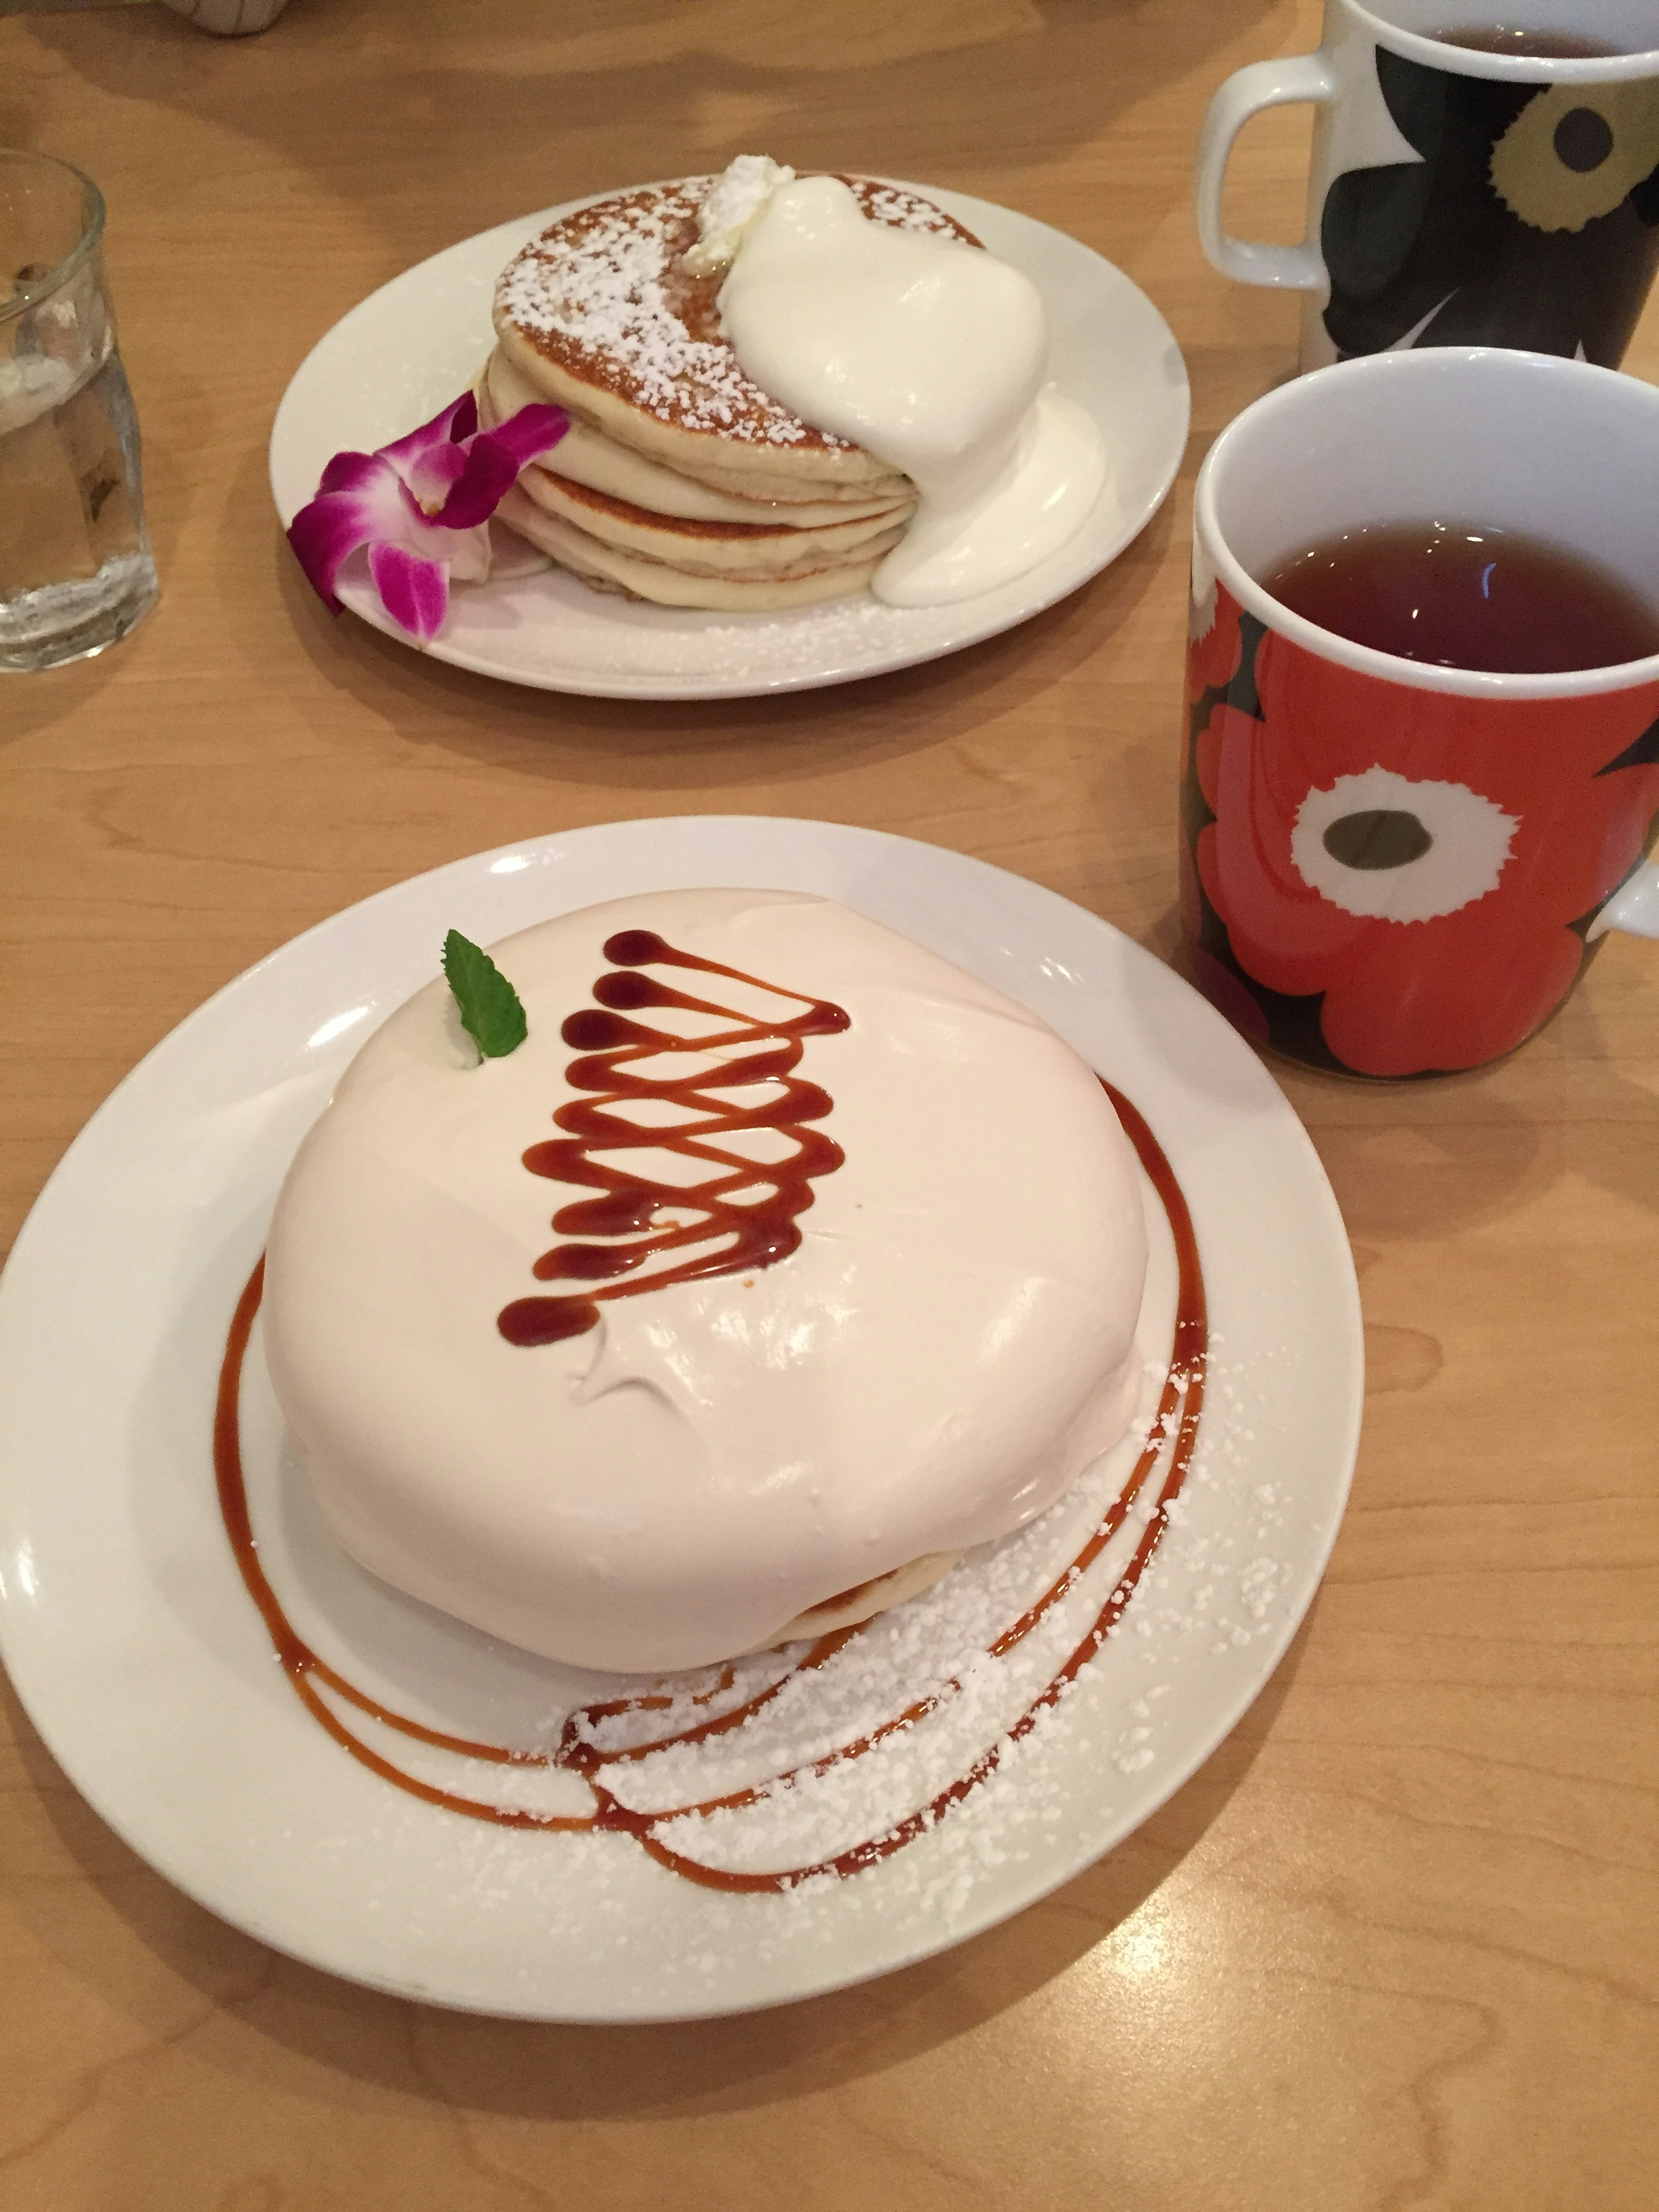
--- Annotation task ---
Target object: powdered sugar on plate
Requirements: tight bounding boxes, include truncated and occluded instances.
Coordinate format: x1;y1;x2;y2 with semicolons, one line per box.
230;1140;1313;1910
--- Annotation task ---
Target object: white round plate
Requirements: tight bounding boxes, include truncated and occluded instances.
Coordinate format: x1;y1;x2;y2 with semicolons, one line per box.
267;185;1190;699
0;820;1360;2020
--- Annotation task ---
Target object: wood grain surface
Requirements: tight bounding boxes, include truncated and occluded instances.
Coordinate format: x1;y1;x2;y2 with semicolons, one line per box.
2;3;1655;2207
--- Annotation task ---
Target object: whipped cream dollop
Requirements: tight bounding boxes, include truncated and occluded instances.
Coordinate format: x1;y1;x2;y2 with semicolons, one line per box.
263;890;1151;1676
715;172;1107;606
682;154;796;277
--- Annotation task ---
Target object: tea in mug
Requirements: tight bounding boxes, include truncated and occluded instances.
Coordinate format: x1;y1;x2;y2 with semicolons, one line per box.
1433;26;1625;58
1260;521;1659;673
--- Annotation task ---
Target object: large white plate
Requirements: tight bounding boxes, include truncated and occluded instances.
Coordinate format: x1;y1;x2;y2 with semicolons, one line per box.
267;185;1190;699
0;820;1360;2020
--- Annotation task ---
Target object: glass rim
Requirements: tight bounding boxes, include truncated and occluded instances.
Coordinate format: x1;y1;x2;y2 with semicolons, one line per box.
0;147;106;329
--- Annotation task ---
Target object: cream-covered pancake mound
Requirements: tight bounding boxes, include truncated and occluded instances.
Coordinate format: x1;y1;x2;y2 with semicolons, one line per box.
263;890;1150;1675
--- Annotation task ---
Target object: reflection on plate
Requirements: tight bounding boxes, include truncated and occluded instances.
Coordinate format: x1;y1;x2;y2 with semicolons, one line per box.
0;819;1360;2020
267;186;1190;700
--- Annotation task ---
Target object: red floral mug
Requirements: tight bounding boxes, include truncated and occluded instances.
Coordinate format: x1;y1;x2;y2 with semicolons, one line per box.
1183;346;1659;1078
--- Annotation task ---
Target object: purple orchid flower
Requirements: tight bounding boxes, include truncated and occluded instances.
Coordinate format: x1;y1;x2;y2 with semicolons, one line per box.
287;391;568;642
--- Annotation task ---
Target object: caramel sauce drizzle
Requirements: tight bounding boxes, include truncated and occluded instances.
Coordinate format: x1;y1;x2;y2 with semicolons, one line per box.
498;929;851;1347
216;1081;1206;1890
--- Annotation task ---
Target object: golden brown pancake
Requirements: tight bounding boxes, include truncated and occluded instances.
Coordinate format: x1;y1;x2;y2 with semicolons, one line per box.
492;174;982;508
481;344;909;528
513;461;909;579
494;483;902;610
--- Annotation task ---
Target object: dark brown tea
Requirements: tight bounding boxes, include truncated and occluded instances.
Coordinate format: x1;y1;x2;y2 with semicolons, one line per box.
1261;521;1659;673
1433;26;1625;58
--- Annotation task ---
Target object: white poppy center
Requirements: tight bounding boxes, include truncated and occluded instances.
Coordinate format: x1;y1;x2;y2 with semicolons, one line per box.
1290;766;1518;924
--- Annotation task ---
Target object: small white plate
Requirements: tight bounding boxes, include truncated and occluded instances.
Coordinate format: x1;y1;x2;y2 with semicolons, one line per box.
0;820;1360;2020
267;185;1190;699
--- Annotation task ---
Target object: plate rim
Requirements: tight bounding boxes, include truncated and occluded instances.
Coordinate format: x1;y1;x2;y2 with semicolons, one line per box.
0;819;1362;2019
267;179;1192;701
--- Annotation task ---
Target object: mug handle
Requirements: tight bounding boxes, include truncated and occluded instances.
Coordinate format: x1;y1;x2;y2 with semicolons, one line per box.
1588;860;1659;942
1195;54;1338;290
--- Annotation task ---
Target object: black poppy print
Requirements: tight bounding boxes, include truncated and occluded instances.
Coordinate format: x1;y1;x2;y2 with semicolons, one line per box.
1321;46;1659;365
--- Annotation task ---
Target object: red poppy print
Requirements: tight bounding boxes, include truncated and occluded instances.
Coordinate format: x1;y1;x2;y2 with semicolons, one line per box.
1186;566;1245;703
1189;617;1659;1077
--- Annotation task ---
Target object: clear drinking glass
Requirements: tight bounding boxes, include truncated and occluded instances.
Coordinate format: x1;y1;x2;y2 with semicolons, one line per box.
0;149;158;672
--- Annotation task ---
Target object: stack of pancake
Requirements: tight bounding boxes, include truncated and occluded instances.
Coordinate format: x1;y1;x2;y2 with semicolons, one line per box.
482;175;982;610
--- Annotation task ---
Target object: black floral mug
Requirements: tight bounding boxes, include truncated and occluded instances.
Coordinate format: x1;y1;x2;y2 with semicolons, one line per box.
1196;0;1659;372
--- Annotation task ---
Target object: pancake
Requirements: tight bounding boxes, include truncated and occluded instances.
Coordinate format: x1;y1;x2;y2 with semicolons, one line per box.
761;1549;963;1647
481;344;907;529
493;174;980;504
482;337;911;601
484;172;978;607
512;467;906;578
494;483;899;610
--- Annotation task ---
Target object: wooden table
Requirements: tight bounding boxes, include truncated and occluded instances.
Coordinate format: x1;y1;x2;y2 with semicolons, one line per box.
2;3;1654;2206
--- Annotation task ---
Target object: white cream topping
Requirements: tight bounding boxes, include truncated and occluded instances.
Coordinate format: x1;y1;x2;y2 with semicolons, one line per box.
682;154;796;277
718;175;1107;606
877;385;1107;606
263;891;1150;1676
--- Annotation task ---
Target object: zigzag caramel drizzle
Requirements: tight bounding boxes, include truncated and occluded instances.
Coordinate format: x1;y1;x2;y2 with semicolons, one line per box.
216;1084;1206;1894
498;928;851;1348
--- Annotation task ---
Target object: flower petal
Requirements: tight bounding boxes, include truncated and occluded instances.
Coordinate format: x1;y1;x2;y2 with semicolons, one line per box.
380;392;480;510
317;448;386;497
289;474;402;608
401;438;470;512
480;402;569;472
292;391;564;628
367;540;450;641
286;500;358;612
286;448;450;610
379;391;476;473
434;405;570;528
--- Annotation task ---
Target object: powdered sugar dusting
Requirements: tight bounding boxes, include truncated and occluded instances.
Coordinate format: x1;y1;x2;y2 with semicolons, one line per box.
496;176;974;448
315;1393;1189;1879
293;1338;1311;1932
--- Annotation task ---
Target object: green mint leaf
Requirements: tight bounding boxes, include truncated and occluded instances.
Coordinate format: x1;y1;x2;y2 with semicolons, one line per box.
442;929;528;1060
